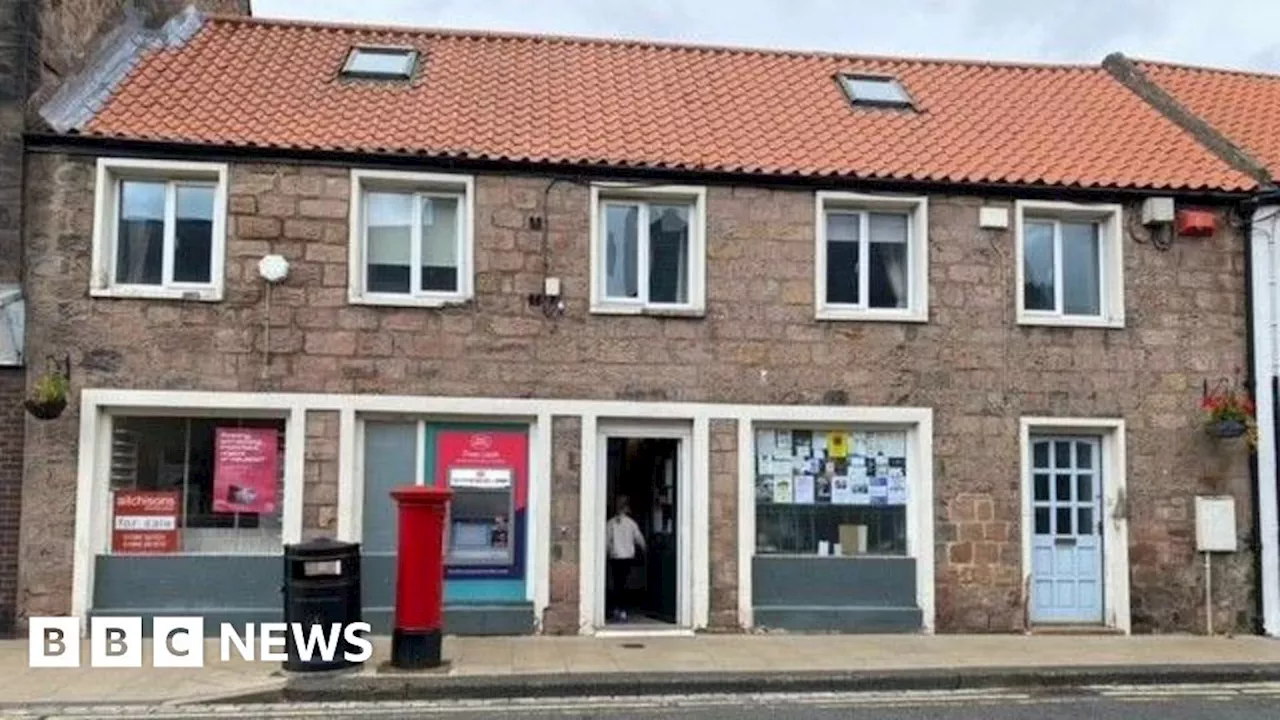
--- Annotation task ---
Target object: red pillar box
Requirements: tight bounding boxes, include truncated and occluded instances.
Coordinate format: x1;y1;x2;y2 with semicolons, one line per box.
390;485;453;669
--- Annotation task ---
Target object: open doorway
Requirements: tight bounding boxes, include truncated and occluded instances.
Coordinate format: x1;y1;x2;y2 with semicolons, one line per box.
604;437;680;626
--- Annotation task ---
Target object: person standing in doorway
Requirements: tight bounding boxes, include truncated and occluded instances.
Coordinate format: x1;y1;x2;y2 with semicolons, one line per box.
607;496;646;622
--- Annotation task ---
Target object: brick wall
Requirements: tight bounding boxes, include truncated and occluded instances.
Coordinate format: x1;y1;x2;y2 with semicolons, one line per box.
18;153;1255;633
0;369;22;636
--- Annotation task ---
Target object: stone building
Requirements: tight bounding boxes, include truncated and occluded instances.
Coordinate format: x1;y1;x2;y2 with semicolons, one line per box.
10;11;1270;636
1101;54;1280;637
0;0;249;637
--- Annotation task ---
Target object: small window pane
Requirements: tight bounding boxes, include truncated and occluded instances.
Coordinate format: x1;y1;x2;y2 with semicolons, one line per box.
1062;222;1101;316
843;76;911;105
421;195;459;292
1035;507;1050;535
1033;441;1050;469
1076;442;1093;470
345;48;415;77
1055;475;1072;502
1077;474;1093;502
1023;221;1055;311
1056;507;1072;535
1078;507;1094;536
1054;441;1072;469
827;212;860;242
868;213;908;309
826;211;860;305
173;185;214;284
648;204;690;304
1034;473;1049;501
116;180;166;285
603;204;640;299
365;192;413;294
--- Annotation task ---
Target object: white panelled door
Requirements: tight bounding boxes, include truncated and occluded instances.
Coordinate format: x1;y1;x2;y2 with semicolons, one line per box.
1030;437;1104;624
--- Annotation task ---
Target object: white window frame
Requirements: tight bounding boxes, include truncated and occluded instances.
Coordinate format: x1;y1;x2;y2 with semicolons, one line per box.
91;157;228;302
588;183;707;316
814;191;929;322
1015;200;1124;329
349;168;475;308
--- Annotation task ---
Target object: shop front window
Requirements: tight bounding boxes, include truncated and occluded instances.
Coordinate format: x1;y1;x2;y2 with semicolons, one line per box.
109;416;285;554
754;427;908;556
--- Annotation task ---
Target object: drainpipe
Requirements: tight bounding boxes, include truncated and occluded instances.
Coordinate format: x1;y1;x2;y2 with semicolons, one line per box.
1242;197;1264;634
1244;190;1280;636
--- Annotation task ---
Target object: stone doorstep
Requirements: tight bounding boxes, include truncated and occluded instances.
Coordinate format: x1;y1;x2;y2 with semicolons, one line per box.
264;663;1280;705
1027;625;1128;636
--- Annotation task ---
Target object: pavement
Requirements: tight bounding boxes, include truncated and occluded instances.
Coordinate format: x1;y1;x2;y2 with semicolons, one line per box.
4;633;1280;710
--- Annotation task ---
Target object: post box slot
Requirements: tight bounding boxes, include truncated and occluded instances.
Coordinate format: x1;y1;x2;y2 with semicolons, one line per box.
302;559;342;576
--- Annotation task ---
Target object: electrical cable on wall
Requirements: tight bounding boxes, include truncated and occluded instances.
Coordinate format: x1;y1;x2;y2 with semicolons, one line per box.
530;176;690;320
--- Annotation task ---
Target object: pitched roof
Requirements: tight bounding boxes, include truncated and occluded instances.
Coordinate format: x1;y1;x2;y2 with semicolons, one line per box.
64;14;1256;192
1137;59;1280;180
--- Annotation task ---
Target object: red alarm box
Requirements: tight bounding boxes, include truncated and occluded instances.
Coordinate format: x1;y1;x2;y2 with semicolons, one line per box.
1176;209;1215;237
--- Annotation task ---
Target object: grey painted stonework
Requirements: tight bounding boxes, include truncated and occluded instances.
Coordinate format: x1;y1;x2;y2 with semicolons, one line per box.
92;554;533;636
93;555;284;635
752;555;921;633
94;555;283;610
753;606;922;632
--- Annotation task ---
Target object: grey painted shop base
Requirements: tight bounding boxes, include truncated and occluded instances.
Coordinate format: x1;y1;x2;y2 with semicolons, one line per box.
91;555;534;636
752;555;922;632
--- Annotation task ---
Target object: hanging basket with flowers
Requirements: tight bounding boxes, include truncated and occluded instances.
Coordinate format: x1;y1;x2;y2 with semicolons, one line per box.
1201;374;1256;446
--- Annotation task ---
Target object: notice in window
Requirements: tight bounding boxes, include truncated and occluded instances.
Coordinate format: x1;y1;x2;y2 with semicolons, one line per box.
794;474;816;504
112;490;180;553
213;427;279;515
827;431;850;459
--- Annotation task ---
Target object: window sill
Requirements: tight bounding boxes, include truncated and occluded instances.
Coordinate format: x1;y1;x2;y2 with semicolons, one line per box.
590;303;706;318
1017;314;1125;329
90;286;223;303
815;306;927;323
349;293;472;308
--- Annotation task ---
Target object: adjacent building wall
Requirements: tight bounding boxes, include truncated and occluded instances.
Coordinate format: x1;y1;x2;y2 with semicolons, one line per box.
18;151;1255;634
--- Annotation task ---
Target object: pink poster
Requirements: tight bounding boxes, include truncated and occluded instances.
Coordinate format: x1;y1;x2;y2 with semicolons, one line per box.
213;427;279;514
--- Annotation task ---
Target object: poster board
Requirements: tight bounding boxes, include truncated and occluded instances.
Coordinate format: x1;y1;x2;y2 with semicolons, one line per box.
213;427;279;515
756;428;908;507
112;490;180;553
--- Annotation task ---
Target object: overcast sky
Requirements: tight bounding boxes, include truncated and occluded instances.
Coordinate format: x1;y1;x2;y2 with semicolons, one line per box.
252;0;1280;72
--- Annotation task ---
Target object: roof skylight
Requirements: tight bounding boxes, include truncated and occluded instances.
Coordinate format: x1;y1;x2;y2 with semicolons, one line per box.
342;46;418;79
839;74;913;108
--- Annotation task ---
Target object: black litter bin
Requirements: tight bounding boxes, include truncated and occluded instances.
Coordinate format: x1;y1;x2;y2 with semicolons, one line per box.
282;538;362;672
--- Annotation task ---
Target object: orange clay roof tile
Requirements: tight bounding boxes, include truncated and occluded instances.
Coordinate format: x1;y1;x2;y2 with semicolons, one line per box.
1138;59;1280;179
77;15;1257;192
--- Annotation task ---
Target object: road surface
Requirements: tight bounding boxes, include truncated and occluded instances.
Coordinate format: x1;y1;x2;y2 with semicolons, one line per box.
12;683;1280;719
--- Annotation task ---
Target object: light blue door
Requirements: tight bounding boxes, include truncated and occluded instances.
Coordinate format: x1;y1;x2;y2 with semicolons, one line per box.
1030;437;1103;624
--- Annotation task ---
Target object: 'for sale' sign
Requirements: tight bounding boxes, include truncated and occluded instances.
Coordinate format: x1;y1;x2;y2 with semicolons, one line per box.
112;490;180;554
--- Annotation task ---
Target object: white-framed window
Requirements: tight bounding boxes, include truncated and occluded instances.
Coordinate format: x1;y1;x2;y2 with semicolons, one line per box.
91;157;228;302
589;183;706;315
349;169;474;307
1015;200;1124;328
815;191;928;322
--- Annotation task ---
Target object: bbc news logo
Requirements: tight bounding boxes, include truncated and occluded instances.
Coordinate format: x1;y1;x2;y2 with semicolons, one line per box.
29;617;373;668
